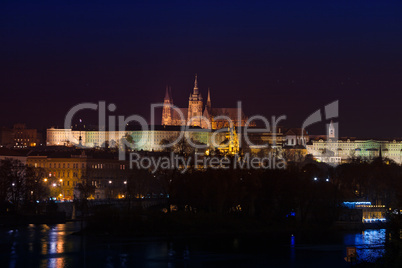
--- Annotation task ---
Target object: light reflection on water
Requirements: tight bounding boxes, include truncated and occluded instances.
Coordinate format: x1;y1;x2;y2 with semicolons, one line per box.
343;229;386;263
0;223;390;267
43;224;66;268
1;222;82;268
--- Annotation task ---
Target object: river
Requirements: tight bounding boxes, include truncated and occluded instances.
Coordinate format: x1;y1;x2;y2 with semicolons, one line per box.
0;222;387;267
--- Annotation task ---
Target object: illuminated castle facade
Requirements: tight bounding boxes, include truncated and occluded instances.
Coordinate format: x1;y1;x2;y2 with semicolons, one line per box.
306;121;402;165
162;75;250;129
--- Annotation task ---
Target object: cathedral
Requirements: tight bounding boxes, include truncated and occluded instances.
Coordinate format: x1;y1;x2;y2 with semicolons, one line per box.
162;75;250;129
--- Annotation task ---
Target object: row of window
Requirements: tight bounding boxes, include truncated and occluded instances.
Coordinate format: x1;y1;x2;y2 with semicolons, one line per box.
62;181;78;186
33;162;86;169
91;164;126;170
49;171;79;178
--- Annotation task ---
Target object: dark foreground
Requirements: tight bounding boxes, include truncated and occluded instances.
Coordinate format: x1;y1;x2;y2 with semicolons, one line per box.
0;221;396;268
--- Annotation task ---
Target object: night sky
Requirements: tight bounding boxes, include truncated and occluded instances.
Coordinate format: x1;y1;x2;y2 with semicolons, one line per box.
1;0;402;138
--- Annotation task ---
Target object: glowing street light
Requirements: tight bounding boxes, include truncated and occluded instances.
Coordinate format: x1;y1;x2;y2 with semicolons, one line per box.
44;178;48;182
124;181;127;184
52;183;56;187
314;177;318;181
109;180;112;184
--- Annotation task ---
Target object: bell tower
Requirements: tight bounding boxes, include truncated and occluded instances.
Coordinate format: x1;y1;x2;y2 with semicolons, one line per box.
328;120;336;138
188;74;203;127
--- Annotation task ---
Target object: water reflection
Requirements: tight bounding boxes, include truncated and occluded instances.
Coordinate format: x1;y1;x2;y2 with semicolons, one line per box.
290;234;296;262
343;229;386;263
43;224;66;268
0;222;83;268
0;223;390;268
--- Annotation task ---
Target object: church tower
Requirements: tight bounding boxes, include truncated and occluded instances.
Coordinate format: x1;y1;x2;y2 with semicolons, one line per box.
205;88;212;114
162;86;173;125
328;120;336;138
187;74;203;127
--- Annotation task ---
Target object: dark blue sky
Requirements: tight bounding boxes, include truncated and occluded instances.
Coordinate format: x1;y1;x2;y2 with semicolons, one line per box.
1;0;402;137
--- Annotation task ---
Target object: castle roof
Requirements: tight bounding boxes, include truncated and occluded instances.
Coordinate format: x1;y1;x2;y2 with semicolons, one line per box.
209;108;247;120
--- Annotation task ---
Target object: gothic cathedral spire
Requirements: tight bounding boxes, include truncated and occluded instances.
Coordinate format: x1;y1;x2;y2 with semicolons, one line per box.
206;87;212;113
193;74;199;95
162;86;173;125
188;74;203;127
164;85;170;100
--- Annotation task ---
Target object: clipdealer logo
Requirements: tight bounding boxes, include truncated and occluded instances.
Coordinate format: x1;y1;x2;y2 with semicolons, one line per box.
62;100;339;172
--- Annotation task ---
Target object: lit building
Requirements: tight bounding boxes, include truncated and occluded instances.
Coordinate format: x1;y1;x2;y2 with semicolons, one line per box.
13;123;38;148
0;124;40;148
244;127;285;154
27;153;87;200
27;151;131;200
47;128;84;146
340;202;386;224
283;128;309;147
162;75;252;129
306;122;402;165
47;126;223;151
218;128;240;155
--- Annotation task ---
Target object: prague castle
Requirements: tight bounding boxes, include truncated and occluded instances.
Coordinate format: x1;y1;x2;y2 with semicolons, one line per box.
162;75;251;129
46;75;254;149
306;122;402;165
43;75;402;166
